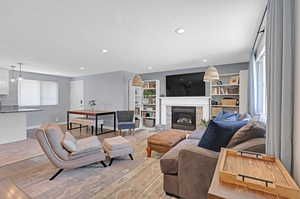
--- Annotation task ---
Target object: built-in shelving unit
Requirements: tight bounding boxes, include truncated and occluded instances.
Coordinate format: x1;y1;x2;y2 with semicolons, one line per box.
141;80;160;128
130;79;160;129
0;68;9;95
210;73;240;119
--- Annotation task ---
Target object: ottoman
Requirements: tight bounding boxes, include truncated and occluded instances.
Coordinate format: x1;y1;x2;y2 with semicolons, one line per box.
146;130;186;157
103;136;134;166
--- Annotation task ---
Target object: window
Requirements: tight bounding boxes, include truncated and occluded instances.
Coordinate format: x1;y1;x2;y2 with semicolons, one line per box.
254;50;267;121
18;79;58;106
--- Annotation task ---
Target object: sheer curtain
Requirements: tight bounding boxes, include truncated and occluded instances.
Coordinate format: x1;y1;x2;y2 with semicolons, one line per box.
248;53;256;116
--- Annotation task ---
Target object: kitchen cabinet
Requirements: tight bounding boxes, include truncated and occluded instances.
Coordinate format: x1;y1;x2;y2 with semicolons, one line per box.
0;69;9;95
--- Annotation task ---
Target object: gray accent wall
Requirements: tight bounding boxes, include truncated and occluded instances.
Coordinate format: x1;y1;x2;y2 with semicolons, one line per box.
73;71;134;128
141;62;249;96
74;71;134;111
0;71;71;127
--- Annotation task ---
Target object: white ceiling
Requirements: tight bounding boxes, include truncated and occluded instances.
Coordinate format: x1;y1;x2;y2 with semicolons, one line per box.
0;0;267;77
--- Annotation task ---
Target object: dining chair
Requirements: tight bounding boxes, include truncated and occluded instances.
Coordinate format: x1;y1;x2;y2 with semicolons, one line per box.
116;111;135;136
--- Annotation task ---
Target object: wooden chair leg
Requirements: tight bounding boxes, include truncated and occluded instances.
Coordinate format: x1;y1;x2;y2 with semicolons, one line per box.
146;147;152;157
101;124;103;133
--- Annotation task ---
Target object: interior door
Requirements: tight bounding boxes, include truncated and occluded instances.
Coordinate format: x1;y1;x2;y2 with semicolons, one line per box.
70;80;84;110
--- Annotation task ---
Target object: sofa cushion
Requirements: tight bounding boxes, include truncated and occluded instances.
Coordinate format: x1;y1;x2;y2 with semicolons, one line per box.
70;136;103;159
227;121;265;148
188;127;206;140
198;120;247;152
103;136;131;151
62;132;77;152
214;111;240;121
238;113;252;121
160;139;199;174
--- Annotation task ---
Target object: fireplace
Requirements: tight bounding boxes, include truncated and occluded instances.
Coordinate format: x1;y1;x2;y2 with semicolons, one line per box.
172;106;196;131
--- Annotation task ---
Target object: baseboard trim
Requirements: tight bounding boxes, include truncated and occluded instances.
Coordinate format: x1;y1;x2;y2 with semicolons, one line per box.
27;121;67;130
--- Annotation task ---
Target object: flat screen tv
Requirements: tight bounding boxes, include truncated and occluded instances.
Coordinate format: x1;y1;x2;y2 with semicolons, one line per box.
166;72;206;97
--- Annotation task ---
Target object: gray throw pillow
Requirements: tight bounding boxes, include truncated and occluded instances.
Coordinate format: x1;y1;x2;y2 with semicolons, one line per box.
62;132;77;152
188;127;206;140
227;121;265;148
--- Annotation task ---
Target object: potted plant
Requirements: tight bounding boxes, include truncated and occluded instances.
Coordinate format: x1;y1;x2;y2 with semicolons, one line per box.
88;100;96;111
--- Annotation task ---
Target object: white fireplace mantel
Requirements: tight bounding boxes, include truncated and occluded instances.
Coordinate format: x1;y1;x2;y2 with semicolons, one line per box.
160;97;210;125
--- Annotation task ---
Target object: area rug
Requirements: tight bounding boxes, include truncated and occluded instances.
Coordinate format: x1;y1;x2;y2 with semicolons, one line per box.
0;130;174;199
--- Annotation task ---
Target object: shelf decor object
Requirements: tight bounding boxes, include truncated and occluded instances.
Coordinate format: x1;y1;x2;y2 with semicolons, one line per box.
204;66;220;82
218;149;300;199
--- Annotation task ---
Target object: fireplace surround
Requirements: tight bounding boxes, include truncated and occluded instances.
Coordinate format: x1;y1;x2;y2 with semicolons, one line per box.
172;106;196;130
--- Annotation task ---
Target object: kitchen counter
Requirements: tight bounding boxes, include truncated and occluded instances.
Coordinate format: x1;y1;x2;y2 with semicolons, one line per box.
0;106;42;144
0;106;41;113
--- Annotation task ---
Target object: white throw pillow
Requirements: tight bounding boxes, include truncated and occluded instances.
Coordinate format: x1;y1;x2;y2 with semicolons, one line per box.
62;132;77;152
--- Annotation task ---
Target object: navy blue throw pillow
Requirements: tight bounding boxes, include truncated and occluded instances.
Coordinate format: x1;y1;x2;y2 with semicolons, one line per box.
198;120;247;152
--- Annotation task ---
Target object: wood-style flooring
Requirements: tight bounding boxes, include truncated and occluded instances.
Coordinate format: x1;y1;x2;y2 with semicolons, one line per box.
0;126;176;199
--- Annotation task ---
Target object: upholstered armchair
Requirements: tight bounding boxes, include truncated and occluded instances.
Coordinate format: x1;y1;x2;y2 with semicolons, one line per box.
116;111;135;135
36;123;106;180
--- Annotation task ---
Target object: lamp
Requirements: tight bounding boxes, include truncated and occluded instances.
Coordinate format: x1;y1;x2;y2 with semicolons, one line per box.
10;65;17;83
18;63;23;81
203;66;219;82
128;74;144;110
131;74;144;87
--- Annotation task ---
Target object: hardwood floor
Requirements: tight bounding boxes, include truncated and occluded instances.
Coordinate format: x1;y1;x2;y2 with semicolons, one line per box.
0;138;43;167
0;127;176;199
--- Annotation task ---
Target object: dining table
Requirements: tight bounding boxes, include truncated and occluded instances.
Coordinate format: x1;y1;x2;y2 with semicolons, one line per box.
67;110;116;135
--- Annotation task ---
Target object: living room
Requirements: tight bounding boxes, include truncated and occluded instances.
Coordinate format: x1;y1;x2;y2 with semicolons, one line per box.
0;0;300;199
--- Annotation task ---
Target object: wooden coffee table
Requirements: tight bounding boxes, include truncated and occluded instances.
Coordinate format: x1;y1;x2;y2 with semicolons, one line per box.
146;130;186;157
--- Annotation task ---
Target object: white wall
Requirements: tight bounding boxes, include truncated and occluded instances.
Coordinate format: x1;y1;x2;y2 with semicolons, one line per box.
293;1;300;184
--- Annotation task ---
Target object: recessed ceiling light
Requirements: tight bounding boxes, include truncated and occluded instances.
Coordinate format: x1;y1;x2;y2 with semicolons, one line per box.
203;59;208;63
175;28;185;34
101;49;108;53
79;67;85;70
147;66;153;70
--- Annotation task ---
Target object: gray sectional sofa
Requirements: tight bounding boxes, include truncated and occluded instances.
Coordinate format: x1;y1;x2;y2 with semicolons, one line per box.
160;128;265;199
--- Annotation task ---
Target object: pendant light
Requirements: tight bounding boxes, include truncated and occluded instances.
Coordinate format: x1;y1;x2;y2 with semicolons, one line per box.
131;74;144;87
203;66;220;82
18;63;23;81
10;65;17;83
